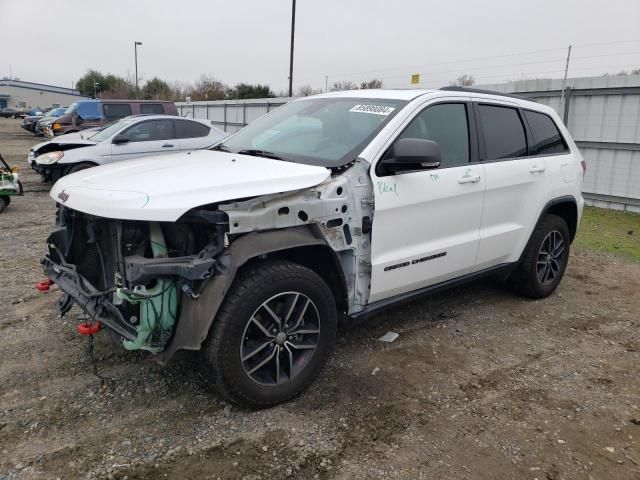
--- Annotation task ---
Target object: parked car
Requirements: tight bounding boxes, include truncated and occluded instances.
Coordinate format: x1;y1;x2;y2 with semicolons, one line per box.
45;99;178;137
0;153;23;213
42;88;584;407
33;107;68;136
22;108;43;118
21;107;67;135
0;107;25;119
32;115;224;182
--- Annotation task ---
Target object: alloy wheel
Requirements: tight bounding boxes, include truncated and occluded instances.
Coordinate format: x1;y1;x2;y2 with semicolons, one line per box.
240;292;321;386
536;230;565;285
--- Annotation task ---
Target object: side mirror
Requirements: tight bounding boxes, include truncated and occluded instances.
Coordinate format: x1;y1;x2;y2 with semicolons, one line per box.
112;134;129;145
383;138;442;173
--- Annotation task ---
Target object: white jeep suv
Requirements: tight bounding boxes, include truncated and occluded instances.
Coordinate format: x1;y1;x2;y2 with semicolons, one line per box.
43;87;584;407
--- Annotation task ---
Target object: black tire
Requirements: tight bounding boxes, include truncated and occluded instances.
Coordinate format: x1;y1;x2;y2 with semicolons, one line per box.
65;162;95;176
510;214;570;299
202;259;337;408
1;195;10;206
0;197;6;213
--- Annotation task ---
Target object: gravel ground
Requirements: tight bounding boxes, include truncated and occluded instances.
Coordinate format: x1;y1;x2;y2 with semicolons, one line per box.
1;117;639;480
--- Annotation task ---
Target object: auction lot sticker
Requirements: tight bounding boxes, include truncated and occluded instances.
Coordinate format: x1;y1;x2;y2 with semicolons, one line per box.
349;104;396;116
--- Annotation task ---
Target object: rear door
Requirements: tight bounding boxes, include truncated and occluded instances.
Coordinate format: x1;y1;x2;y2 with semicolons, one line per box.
175;119;215;150
369;99;486;302
473;102;553;270
110;119;179;162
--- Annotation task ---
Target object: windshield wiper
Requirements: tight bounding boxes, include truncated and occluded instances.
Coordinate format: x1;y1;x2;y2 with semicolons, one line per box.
237;149;285;161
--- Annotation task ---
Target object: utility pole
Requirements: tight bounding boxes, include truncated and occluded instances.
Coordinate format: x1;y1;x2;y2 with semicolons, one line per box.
134;41;143;99
325;75;328;93
288;0;296;98
560;45;572;113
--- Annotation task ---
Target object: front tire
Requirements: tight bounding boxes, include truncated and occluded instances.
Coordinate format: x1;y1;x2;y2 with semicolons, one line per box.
203;259;337;408
511;214;570;299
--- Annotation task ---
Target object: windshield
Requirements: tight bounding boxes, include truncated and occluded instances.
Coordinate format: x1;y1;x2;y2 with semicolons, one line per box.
65;102;77;115
88;119;134;142
214;97;407;167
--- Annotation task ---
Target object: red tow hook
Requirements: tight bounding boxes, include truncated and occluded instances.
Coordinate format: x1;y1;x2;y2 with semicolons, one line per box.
36;279;54;292
77;322;102;336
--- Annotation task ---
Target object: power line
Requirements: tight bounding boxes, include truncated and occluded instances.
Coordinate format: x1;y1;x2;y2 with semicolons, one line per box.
302;39;640;85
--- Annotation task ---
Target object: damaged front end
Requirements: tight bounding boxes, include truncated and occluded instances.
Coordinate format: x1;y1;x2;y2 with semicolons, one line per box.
42;206;227;353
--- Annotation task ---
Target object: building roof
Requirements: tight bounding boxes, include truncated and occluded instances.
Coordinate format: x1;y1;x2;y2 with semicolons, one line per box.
0;79;86;97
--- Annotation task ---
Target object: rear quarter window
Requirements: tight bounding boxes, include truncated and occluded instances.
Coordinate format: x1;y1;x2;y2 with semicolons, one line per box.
175;120;210;139
140;103;165;114
523;110;568;155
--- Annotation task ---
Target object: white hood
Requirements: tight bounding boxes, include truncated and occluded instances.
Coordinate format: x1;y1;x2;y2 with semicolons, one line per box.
50;150;331;221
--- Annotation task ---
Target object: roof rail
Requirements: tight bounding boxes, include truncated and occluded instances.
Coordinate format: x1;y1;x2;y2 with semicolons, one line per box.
439;86;533;101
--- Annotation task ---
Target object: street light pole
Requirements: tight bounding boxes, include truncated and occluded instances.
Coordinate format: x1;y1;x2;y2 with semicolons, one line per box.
288;0;296;98
134;41;143;99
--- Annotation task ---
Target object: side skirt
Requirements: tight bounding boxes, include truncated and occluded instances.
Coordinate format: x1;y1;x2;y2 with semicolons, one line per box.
347;262;517;324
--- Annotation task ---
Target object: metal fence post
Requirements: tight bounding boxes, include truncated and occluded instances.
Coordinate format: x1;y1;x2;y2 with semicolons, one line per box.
223;103;227;132
207;104;210;120
243;102;247;126
563;87;572;127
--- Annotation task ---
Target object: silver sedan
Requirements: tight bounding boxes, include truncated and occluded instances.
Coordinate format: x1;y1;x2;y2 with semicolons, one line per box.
30;115;226;182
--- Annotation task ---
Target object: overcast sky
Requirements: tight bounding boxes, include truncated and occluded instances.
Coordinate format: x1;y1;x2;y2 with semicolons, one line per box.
1;0;640;92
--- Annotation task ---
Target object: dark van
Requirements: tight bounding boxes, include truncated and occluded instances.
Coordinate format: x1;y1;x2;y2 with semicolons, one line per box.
47;99;178;137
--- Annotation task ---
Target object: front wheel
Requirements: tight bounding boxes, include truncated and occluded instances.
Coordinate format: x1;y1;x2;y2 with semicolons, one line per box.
511;214;570;299
202;260;337;408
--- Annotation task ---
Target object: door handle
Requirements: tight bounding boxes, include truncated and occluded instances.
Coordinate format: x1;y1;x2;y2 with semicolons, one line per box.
162;143;174;148
529;165;546;173
457;175;481;184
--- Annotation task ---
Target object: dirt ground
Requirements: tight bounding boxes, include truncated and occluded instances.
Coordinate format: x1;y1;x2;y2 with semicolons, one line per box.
1;117;639;480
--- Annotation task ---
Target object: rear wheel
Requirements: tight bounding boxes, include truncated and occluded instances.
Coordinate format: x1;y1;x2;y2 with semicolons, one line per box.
511;214;570;299
202;259;337;408
0;197;7;212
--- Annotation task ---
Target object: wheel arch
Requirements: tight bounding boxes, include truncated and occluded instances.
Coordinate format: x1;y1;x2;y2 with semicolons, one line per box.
154;225;348;365
541;195;579;242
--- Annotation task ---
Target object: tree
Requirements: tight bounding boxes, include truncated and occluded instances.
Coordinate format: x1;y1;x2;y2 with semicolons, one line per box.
296;84;322;97
76;70;112;97
450;74;475;87
360;78;383;89
225;83;275;99
330;80;359;92
189;75;226;101
142;77;173;100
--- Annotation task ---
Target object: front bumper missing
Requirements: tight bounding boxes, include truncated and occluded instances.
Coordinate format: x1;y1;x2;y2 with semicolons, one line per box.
41;253;143;344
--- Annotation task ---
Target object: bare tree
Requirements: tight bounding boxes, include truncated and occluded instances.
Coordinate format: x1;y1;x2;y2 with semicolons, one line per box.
360;78;383;89
330;80;359;92
450;74;475;87
296;84;322;97
189;75;226;101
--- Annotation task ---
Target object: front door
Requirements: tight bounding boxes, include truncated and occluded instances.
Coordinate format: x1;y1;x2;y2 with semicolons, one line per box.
369;101;485;303
110;119;179;162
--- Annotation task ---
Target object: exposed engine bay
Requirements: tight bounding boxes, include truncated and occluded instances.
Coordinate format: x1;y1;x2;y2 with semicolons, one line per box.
42;159;374;359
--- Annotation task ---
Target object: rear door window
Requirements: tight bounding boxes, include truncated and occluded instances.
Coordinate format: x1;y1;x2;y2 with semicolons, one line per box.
122;119;175;142
478;104;527;160
523;110;568;155
140;103;165;114
103;103;132;121
175;120;210;139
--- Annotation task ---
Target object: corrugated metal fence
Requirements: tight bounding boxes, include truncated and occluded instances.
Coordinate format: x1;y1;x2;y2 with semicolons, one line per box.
177;75;640;212
481;75;640;212
177;97;291;134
